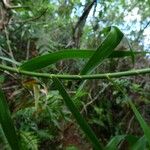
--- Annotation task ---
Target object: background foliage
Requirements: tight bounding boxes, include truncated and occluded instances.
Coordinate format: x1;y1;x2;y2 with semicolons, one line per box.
0;0;150;149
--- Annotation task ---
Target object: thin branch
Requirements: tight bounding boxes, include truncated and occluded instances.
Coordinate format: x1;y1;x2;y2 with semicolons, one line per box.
26;40;30;60
4;26;16;68
66;0;96;48
126;116;134;134
20;9;48;24
0;64;150;80
0;5;9;30
92;0;97;17
13;9;48;33
81;83;110;114
135;20;150;42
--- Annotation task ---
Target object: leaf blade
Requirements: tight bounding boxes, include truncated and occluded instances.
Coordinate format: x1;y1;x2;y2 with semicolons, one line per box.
19;49;147;71
20;49;93;71
80;26;124;75
52;77;103;150
0;89;20;150
129;100;150;147
105;135;126;150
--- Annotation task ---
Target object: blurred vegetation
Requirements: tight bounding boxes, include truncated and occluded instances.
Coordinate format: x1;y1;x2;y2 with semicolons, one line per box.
0;0;150;149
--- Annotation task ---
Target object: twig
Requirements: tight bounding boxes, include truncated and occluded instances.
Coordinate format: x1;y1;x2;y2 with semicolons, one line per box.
92;0;97;17
14;9;48;33
81;83;110;114
126;116;134;134
2;85;19;90
0;5;9;30
26;40;30;60
118;115;135;149
66;0;96;48
135;20;150;42
20;9;48;23
4;26;16;68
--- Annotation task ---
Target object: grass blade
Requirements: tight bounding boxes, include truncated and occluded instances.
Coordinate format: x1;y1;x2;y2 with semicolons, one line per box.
0;89;20;150
52;77;103;150
105;135;126;150
107;77;150;148
80;26;124;75
19;48;148;71
74;26;124;101
105;135;141;150
131;136;147;150
129;100;150;147
20;49;93;71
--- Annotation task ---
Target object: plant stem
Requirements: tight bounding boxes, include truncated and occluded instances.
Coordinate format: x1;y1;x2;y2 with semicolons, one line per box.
4;27;16;68
0;64;150;80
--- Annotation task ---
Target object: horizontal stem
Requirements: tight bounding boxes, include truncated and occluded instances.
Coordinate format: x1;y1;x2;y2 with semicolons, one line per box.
0;64;150;80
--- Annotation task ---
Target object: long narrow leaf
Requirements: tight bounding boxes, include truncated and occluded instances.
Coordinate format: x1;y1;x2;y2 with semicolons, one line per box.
74;26;124;100
80;26;124;75
104;135;126;150
19;49;148;71
129;100;150;147
20;49;93;71
0;89;20;150
105;134;141;150
52;77;103;150
107;77;150;148
131;136;147;150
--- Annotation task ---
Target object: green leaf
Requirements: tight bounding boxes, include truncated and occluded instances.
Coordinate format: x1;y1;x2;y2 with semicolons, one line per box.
74;26;124;101
20;131;38;150
125;134;139;147
105;135;126;150
106;77;150;149
52;77;103;150
19;49;93;71
105;134;143;150
131;136;147;150
19;49;147;72
80;26;124;75
20;26;148;72
128;100;150;147
0;89;20;150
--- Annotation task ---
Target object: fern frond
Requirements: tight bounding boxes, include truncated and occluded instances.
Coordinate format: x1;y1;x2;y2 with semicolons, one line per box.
19;131;39;150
